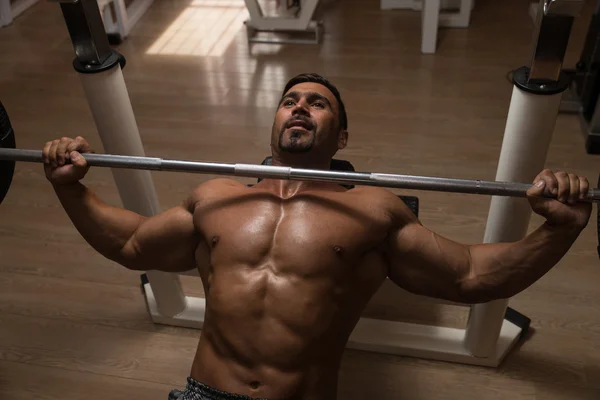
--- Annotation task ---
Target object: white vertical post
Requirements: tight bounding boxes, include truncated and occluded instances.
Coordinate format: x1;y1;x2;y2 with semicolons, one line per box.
463;0;583;360
464;85;563;357
421;0;440;54
0;0;12;27
78;64;187;318
111;0;130;39
100;1;119;36
454;0;472;27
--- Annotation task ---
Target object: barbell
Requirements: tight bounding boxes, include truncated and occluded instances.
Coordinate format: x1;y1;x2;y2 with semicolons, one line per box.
0;101;599;204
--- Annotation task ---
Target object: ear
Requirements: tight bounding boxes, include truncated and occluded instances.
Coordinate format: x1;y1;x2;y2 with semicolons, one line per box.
337;130;348;150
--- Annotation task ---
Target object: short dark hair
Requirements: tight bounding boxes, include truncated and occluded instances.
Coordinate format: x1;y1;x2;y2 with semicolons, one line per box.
281;73;348;130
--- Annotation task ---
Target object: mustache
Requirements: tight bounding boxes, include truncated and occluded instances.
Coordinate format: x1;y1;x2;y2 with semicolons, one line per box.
284;116;315;130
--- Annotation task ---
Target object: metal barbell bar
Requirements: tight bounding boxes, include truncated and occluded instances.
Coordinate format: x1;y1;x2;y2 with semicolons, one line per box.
0;148;598;202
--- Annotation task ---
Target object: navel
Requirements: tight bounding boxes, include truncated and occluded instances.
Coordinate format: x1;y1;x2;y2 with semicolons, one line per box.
333;245;344;255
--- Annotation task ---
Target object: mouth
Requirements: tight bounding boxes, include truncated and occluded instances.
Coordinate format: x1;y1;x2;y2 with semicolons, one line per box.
286;119;313;131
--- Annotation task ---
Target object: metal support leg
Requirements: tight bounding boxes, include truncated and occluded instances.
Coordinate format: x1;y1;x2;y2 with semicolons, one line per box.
464;0;582;359
558;0;600;154
55;0;186;318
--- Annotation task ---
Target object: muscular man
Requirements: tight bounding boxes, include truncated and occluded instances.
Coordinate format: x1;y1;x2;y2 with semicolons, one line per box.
42;73;591;400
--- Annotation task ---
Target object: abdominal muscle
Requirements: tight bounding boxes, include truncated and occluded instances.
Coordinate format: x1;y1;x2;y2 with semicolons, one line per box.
191;264;351;400
187;182;390;399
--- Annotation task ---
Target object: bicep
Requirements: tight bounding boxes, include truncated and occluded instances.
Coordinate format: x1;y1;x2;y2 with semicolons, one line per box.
120;204;201;272
386;219;473;302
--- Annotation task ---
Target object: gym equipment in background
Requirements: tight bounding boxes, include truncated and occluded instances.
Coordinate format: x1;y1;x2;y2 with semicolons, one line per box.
243;0;323;44
1;0;152;45
558;0;600;155
0;0;39;27
2;0;586;368
97;0;154;44
380;0;474;54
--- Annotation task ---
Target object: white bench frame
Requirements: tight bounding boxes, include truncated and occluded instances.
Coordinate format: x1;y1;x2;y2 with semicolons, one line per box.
380;0;474;54
0;0;40;27
97;0;154;42
1;0;152;42
243;0;323;44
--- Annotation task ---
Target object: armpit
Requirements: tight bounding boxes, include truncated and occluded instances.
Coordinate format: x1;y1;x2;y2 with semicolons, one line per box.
353;186;419;228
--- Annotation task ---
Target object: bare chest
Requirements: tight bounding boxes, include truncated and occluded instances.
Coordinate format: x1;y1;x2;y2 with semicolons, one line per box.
193;194;389;276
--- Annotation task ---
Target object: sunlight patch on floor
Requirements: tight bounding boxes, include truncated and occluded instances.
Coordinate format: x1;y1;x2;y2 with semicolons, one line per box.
146;0;249;57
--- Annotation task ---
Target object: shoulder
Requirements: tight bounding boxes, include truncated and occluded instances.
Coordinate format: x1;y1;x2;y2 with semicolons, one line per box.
184;178;247;211
195;178;246;192
349;186;419;226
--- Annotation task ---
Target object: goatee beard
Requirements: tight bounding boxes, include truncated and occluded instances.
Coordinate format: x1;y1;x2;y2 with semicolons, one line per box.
278;124;315;153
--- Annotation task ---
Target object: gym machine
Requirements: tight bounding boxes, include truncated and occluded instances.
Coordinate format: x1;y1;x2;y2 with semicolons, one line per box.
380;0;474;54
97;0;154;44
243;0;323;44
0;0;152;43
0;0;39;27
1;0;588;367
558;0;600;155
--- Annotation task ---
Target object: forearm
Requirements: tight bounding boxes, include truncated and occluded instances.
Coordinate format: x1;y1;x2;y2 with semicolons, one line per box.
465;222;584;302
53;182;145;263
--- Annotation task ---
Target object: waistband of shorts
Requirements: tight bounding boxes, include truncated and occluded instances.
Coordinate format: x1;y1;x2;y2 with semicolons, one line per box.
186;377;267;400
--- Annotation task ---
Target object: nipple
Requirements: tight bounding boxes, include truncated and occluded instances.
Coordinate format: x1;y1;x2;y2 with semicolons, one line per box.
250;381;261;390
211;236;220;247
333;245;344;255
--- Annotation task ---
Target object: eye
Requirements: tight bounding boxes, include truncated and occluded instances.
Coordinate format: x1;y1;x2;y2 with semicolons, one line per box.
283;99;295;107
313;101;325;108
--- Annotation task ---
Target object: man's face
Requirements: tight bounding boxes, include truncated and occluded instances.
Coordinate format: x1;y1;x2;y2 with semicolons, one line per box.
271;82;345;155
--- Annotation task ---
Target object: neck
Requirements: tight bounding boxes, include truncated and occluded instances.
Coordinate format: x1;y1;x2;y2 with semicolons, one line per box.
261;154;335;198
270;154;330;170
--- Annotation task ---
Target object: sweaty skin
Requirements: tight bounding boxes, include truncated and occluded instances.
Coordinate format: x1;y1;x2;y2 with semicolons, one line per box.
188;179;394;399
42;78;591;400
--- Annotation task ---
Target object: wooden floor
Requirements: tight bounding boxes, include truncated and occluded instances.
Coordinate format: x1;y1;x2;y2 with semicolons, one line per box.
1;0;600;398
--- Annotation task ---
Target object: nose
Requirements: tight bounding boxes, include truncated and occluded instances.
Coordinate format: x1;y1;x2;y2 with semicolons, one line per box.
291;98;310;116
